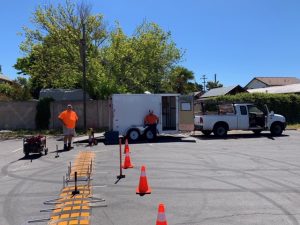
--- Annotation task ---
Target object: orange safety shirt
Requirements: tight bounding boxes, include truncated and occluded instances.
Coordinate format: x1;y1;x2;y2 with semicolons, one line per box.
144;114;159;125
58;110;78;129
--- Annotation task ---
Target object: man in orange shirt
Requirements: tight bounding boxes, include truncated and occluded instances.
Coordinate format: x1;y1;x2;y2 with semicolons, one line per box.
144;110;159;139
58;104;78;150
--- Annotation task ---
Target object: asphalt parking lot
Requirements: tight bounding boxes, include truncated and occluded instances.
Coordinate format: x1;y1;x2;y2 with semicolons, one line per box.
1;130;300;225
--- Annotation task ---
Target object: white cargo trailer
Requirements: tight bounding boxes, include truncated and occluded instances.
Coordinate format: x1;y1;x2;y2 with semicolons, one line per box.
111;94;193;141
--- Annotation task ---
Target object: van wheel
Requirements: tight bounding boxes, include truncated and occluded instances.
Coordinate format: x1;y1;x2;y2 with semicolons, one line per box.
271;123;283;136
213;125;227;137
201;130;212;136
145;128;155;141
127;129;140;141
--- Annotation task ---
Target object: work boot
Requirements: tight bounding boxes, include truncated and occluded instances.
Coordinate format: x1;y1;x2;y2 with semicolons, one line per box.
68;143;72;150
64;144;68;151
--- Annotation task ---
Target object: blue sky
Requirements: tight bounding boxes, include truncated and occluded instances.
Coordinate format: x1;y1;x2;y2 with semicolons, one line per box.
1;0;300;87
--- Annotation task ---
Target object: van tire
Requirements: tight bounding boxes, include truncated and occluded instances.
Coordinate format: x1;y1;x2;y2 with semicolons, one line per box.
127;129;140;141
213;124;228;137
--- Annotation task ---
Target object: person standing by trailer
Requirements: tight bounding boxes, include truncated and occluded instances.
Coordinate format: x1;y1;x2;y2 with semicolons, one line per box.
58;104;78;150
144;110;159;139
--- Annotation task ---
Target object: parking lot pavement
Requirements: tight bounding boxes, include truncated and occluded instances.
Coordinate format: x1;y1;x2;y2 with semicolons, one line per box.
1;130;300;224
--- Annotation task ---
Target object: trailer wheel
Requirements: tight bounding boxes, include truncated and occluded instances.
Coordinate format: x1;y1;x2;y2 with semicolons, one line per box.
145;128;155;141
213;123;228;137
127;129;140;141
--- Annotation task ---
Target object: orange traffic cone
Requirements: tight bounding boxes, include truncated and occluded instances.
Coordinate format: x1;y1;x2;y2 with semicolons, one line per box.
122;152;134;169
136;165;151;195
124;138;130;154
156;203;168;225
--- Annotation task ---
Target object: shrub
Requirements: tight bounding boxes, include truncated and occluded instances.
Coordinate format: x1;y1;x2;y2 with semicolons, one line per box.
35;98;54;129
203;93;300;123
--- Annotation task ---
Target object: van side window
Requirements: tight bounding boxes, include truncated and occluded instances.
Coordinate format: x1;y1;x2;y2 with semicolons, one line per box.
240;106;247;115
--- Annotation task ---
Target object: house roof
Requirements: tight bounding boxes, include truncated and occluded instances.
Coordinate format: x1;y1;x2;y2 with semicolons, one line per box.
200;85;247;98
0;74;12;82
248;83;300;94
245;77;300;88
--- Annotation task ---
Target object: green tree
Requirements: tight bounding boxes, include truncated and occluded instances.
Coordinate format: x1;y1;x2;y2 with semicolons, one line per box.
206;80;223;91
14;0;107;98
165;66;198;94
0;78;32;100
99;22;182;96
14;2;184;99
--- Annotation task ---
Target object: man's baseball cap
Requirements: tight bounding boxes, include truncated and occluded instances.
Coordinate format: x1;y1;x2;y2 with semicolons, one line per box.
67;104;72;108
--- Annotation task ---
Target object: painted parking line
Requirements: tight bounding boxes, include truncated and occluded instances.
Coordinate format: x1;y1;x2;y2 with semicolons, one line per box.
12;147;23;153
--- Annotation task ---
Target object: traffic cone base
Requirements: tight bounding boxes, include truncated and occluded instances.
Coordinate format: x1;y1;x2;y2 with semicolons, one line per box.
136;186;152;194
123;164;134;169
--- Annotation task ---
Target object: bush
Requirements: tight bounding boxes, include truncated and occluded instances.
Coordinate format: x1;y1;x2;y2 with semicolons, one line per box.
35;98;54;129
203;93;300;123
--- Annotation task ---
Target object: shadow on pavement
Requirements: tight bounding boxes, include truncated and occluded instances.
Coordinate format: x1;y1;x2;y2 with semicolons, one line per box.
18;154;42;161
75;135;196;145
192;133;289;140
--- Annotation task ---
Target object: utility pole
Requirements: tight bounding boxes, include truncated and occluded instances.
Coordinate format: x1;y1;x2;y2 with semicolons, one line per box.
214;74;217;83
201;74;207;92
81;23;87;130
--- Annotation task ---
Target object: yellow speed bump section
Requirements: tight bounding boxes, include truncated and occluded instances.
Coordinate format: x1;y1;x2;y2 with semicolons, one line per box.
70;152;95;179
48;151;95;225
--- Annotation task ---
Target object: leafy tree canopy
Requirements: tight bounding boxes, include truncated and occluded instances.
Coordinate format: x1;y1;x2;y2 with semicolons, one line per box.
15;1;190;99
206;80;223;91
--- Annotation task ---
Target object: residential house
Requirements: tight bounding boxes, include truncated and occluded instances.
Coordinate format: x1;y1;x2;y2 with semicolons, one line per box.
248;83;300;94
245;77;300;89
199;85;248;100
0;65;12;84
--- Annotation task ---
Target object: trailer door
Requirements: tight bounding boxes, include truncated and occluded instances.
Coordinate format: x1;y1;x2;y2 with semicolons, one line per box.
179;95;194;131
162;96;177;131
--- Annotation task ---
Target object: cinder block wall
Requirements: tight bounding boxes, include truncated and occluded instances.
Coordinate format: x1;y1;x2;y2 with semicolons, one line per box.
0;101;38;130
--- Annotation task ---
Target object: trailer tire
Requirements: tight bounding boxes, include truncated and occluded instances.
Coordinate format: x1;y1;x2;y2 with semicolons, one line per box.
213;123;228;137
127;129;140;141
145;128;156;141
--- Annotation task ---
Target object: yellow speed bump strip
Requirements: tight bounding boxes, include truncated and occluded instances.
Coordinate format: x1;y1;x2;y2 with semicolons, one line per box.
48;151;95;225
70;152;95;179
